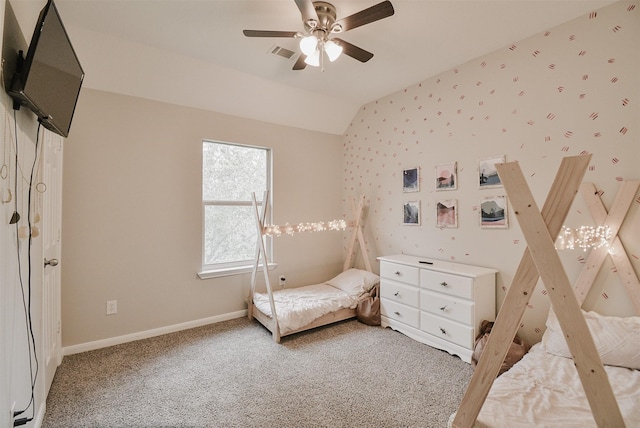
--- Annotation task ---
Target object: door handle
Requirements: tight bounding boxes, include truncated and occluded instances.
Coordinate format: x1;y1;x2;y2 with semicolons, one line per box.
44;258;59;267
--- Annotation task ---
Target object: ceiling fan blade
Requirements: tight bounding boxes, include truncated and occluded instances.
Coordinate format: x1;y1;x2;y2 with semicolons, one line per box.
293;55;308;70
294;0;319;24
332;38;374;63
333;1;395;32
243;30;298;38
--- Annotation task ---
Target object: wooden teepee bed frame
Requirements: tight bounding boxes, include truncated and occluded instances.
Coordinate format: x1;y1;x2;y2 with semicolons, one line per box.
452;155;640;428
247;192;372;342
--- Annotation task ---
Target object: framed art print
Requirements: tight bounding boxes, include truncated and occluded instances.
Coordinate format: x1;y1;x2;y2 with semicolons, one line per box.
403;167;419;192
478;156;505;189
480;195;508;228
435;162;457;191
403;201;420;225
436;199;457;228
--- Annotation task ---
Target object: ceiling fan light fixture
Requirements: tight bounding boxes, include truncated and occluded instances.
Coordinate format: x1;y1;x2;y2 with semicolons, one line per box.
324;39;343;62
304;49;321;67
299;35;319;56
243;0;396;71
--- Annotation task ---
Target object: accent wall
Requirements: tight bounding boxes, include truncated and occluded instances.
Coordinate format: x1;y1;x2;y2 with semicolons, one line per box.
342;1;639;345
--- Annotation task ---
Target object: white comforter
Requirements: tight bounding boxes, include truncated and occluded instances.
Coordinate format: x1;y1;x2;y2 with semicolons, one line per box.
449;343;640;427
252;283;360;334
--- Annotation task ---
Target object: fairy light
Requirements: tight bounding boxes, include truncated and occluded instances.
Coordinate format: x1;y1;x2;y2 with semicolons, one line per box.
263;224;282;236
298;222;312;233
262;219;349;236
328;219;347;230
555;225;613;252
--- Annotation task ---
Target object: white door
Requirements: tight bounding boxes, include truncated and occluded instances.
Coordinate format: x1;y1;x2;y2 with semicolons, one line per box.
41;131;62;394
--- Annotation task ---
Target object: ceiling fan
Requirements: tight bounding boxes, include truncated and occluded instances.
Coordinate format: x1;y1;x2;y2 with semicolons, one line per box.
243;0;395;70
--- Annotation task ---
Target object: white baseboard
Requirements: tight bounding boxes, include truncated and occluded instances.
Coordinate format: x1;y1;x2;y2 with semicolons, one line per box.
63;310;247;356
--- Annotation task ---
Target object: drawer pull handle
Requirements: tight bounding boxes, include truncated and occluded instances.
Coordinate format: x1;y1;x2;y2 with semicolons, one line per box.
439;327;447;335
439;305;447;312
395;271;401;276
394;311;401;316
440;281;448;287
394;291;400;297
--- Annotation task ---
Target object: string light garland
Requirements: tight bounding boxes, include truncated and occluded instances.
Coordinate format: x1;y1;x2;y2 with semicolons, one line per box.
263;219;350;237
555;225;613;252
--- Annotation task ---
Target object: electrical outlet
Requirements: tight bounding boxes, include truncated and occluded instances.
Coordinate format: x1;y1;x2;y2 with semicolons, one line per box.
279;276;286;286
106;300;117;315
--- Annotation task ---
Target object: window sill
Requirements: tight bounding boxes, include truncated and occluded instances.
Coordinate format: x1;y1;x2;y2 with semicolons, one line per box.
197;263;277;280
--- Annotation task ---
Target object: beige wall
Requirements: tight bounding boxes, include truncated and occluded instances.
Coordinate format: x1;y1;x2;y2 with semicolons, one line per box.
342;1;639;345
62;89;343;347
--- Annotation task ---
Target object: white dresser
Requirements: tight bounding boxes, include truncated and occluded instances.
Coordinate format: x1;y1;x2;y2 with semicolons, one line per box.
378;254;497;363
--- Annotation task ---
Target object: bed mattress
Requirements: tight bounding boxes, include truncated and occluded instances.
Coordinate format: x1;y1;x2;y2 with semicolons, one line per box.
252;283;360;334
450;342;640;427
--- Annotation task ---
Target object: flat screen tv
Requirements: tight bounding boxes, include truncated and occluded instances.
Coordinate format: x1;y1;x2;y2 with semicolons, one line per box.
8;0;84;138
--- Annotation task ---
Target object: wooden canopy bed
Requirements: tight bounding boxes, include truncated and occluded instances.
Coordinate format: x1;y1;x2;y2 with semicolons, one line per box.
247;192;378;342
450;155;640;427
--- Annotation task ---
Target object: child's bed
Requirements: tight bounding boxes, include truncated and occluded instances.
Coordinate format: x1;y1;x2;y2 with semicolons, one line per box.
248;192;377;342
250;268;379;337
450;159;640;427
449;310;640;427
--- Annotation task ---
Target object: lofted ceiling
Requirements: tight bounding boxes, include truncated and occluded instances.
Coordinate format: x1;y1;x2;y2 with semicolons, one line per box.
9;0;618;135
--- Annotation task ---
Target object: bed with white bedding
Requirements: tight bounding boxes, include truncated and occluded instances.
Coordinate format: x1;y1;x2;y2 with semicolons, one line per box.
449;310;640;427
249;268;379;339
253;283;362;335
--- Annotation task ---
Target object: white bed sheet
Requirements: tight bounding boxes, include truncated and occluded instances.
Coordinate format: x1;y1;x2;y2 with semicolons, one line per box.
252;283;360;334
450;343;640;427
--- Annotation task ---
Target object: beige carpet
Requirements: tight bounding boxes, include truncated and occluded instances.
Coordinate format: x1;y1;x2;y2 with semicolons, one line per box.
43;317;473;427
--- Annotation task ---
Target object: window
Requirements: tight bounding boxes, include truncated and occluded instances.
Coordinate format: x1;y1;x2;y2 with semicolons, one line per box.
201;140;271;277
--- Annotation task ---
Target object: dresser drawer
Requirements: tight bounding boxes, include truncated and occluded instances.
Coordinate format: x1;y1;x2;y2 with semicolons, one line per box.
380;261;419;286
420;270;474;299
381;280;420;308
420;312;474;349
381;299;420;329
420;289;473;325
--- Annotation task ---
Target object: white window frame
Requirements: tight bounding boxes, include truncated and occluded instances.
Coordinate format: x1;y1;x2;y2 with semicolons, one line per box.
198;140;274;279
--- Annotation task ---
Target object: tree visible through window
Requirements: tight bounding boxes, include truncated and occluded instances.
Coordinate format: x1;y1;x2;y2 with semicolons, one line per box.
202;141;271;271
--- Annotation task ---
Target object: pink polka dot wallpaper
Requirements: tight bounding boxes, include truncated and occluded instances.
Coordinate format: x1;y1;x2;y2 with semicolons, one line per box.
342;1;639;344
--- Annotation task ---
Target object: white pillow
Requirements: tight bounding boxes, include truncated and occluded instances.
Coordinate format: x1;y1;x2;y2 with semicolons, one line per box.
542;309;640;369
326;269;380;294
